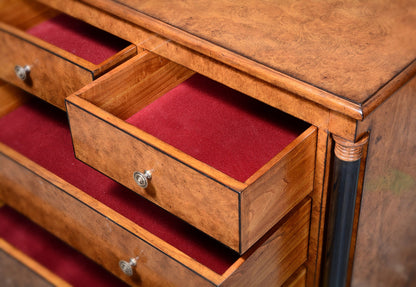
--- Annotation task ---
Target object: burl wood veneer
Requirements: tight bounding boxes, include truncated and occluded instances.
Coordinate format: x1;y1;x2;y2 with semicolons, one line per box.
66;51;316;253
1;0;415;286
0;0;136;109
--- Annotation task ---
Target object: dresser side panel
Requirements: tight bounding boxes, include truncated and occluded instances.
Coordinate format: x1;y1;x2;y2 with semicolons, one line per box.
352;75;416;287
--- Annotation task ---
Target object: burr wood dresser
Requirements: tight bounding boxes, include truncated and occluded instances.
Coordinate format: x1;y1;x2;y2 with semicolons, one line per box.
0;0;415;286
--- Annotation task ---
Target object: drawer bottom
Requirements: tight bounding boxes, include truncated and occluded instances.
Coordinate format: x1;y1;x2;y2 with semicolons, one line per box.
0;205;128;286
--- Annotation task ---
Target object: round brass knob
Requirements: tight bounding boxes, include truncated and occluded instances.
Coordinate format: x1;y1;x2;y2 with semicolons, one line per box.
14;65;31;81
119;257;138;277
133;170;152;188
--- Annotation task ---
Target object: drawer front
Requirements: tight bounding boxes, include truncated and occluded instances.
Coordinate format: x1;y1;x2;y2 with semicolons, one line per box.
0;141;311;286
0;24;93;109
0;144;214;287
66;98;241;251
67;92;316;253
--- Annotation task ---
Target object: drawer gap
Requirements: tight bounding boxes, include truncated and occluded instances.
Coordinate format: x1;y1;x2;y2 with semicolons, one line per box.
0;205;128;286
0;97;240;275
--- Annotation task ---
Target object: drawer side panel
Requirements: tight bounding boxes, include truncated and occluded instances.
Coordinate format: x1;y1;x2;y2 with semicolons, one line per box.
241;127;317;252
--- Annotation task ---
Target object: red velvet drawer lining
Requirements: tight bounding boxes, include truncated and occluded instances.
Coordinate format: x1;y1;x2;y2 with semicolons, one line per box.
126;74;309;182
0;205;128;287
0;98;239;274
26;14;130;65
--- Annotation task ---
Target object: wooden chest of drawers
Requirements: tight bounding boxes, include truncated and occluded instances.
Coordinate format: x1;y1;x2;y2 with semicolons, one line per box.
1;0;415;286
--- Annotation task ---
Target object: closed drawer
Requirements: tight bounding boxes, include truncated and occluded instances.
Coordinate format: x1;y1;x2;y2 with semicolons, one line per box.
0;0;136;110
0;96;311;286
0;206;128;287
66;51;317;252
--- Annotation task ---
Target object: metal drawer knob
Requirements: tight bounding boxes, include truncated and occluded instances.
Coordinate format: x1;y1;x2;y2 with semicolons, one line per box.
14;65;31;81
119;257;138;277
133;170;152;188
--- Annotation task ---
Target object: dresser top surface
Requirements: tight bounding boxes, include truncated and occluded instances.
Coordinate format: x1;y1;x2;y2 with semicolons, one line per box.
82;0;416;111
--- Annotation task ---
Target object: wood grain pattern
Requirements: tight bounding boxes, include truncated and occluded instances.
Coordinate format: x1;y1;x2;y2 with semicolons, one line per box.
0;0;136;110
66;57;316;252
0;0;59;30
41;0;368;127
221;200;310;287
306;129;332;287
76;51;195;120
0;143;222;286
0;141;312;286
350;74;416;287
241;127;316;252
0;23;136;110
66;95;241;251
0;239;70;287
81;0;416;118
0;23;93;109
283;267;307;287
0;80;30;117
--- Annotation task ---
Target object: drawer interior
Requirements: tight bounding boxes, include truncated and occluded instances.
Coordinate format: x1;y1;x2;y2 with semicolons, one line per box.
76;59;310;183
0;0;134;66
26;14;131;65
124;74;309;182
0;204;128;286
0;96;239;275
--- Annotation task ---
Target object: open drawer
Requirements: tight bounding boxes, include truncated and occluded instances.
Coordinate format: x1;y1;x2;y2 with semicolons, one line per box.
66;51;317;252
0;205;128;287
0;96;311;286
0;0;136;110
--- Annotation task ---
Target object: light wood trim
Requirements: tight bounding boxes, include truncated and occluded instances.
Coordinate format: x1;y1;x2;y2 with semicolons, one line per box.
91;44;137;77
307;129;332;287
0;22;93;109
220;199;311;286
333;135;369;162
283;267;307;287
37;0;155;44
328;111;358;142
0;21;137;78
245;126;317;185
0;81;30;117
69;88;246;193
77;0;365;120
0;142;223;285
74;50;195;120
39;0;365;141
66;97;242;250
361;59;416;118
0;0;59;31
0;22;97;72
240;127;316;252
0;238;71;287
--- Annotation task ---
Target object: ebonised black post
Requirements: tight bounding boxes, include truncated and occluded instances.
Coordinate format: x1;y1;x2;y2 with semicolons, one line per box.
323;135;368;287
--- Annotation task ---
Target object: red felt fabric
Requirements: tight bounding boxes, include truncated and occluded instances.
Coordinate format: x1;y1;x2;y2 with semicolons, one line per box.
0;205;128;287
27;14;130;65
126;74;308;182
0;98;239;275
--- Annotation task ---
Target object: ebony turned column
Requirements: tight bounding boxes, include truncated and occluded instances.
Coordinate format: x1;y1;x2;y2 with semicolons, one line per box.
324;135;368;287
